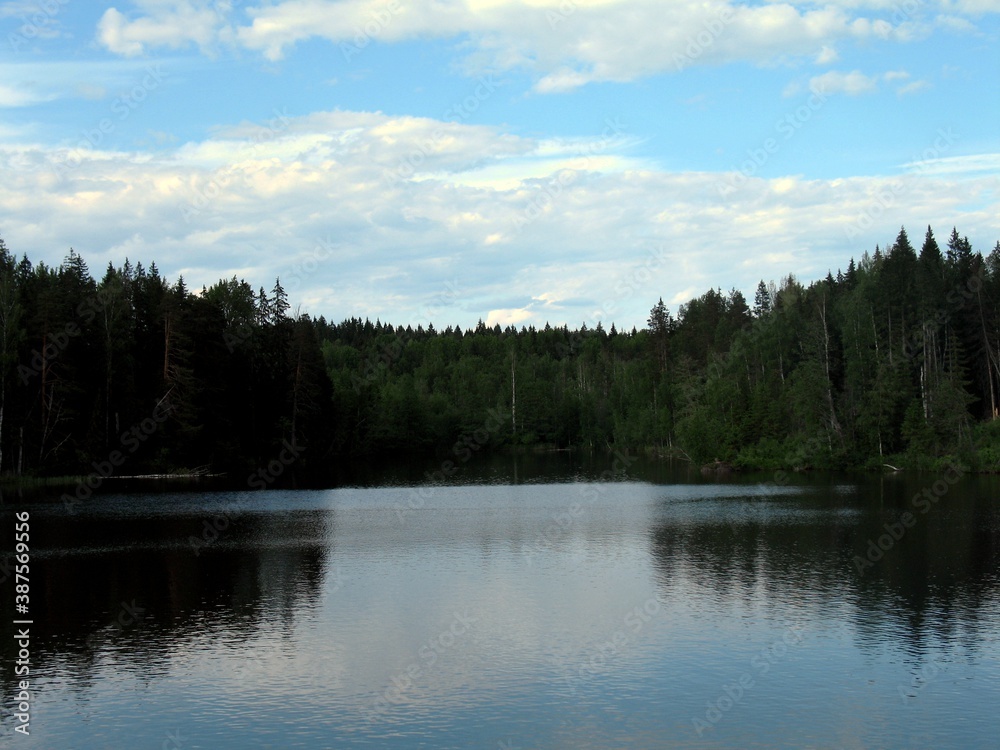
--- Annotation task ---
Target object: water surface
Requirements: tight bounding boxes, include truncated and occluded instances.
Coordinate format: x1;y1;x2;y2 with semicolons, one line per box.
2;458;999;748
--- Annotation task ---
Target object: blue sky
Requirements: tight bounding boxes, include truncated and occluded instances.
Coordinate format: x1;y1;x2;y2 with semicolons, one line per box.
0;0;997;330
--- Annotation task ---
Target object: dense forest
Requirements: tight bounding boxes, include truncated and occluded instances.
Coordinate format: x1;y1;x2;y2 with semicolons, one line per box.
0;224;998;484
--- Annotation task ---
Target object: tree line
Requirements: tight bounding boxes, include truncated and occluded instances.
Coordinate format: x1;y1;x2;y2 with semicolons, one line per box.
1;224;998;483
0;243;333;481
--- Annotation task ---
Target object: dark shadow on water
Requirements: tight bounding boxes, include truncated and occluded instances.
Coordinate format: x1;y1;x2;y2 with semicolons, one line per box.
0;504;331;707
647;469;1000;658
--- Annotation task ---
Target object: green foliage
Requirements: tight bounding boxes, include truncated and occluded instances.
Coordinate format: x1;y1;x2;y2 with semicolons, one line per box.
0;221;998;477
313;224;998;470
901;399;935;458
972;419;1000;472
0;246;334;481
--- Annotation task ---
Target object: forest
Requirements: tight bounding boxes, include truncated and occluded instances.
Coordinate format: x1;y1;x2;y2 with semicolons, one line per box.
0;224;998;485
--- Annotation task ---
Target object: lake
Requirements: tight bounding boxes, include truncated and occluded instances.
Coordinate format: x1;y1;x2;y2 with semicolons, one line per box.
2;455;999;749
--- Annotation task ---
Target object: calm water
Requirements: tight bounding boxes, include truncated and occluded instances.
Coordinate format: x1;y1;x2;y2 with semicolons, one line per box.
2;457;999;749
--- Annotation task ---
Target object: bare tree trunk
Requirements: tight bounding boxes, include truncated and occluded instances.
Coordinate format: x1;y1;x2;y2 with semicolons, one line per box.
887;308;893;367
921;321;930;420
819;296;843;441
39;331;47;463
104;304;114;448
163;315;172;382
510;351;516;437
871;307;880;359
977;288;999;419
291;348;302;448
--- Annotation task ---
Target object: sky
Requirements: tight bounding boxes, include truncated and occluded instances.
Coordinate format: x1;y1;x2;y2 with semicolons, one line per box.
0;0;997;331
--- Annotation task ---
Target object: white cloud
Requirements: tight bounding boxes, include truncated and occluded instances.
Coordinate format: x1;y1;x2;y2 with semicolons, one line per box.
935;14;978;32
535;69;597;94
0;59;179;109
896;79;930;95
97;2;226;57
92;0;956;88
486;307;535;326
815;44;839;63
808;69;879;95
97;8;143;56
1;0;68;41
794;67;927;98
878;69;931;95
902;152;1000;176
882;69;909;81
670;288;697;305
76;83;109;101
946;0;1000;13
0;83;51;107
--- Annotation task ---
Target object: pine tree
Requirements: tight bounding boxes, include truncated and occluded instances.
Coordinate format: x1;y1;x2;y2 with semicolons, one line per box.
844;258;857;290
753;279;771;318
0;239;23;473
271;278;290;324
646;297;672;372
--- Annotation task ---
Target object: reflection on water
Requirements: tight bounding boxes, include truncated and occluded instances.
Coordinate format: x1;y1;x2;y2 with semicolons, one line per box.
1;461;999;749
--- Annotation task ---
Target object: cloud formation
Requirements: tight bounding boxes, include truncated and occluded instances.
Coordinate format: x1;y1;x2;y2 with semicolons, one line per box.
92;0;976;88
2;107;996;329
790;67;930;96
